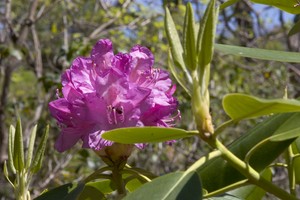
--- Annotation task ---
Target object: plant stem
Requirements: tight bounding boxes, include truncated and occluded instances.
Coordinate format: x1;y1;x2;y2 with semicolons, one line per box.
112;166;126;199
212;138;297;200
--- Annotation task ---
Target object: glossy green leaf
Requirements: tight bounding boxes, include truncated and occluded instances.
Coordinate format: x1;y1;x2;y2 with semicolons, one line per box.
269;127;300;141
31;125;49;173
25;125;37;169
197;0;218;69
123;171;202;200
223;93;300;121
8;125;16;174
251;0;300;14
215;44;300;63
192;113;300;193
35;183;83;200
85;180;114;194
78;184;105;200
102;127;196;144
228;168;271;199
13;118;24;171
220;0;240;10
126;178;144;192
165;7;190;80
288;19;300;36
183;3;197;70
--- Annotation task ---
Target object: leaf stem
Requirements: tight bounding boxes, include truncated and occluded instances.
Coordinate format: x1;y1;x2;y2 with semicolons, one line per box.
212;138;297;200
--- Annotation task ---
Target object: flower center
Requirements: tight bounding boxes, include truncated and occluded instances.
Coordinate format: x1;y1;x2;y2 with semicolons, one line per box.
106;105;125;125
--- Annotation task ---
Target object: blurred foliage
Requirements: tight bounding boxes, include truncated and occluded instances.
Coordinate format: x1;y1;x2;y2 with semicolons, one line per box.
1;0;300;199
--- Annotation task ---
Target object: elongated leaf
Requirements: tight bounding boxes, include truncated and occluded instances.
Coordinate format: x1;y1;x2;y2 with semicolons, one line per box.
220;0;240;10
35;183;83;200
192;113;300;192
183;3;197;71
228;168;271;199
85;180;114;194
78;184;105;200
64;183;85;200
215;44;300;63
13;118;24;171
124;171;202;200
8;125;16;174
165;7;190;79
223;93;300;121
168;50;191;96
251;0;300;14
31;125;49;173
102;127;196;144
207;195;241;200
197;0;218;68
26;125;37;169
288;19;300;36
292;138;300;184
269;127;300;141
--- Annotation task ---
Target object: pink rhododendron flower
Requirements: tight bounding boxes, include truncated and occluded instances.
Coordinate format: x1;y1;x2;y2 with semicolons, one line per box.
49;39;180;152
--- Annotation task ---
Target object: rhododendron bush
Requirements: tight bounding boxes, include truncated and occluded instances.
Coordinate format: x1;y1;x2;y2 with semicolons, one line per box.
4;0;300;199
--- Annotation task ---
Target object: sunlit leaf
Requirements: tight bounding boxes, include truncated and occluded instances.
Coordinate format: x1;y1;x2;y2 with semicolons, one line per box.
183;3;197;70
102;127;196;144
223;93;300;121
124;171;202;200
220;0;241;10
251;0;300;14
191;113;300;192
215;44;300;63
165;7;189;78
197;0;218;70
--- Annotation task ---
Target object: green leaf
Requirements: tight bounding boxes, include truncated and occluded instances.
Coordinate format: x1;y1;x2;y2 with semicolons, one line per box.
292;138;300;184
250;0;300;14
168;50;191;96
215;44;300;63
8;125;16;174
85;180;114;194
102;127;196;144
220;0;240;10
35;182;84;200
206;194;241;200
31;125;49;173
223;93;300;121
13;118;24;171
165;6;192;84
269;127;300;142
78;184;105;200
288;19;300;36
126;178;144;192
165;8;186;73
197;0;218;69
183;3;197;71
123;171;202;200
64;182;85;200
25;125;37;169
228;168;271;199
192;113;300;193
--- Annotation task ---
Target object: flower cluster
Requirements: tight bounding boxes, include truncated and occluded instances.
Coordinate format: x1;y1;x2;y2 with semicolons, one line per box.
49;39;180;152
